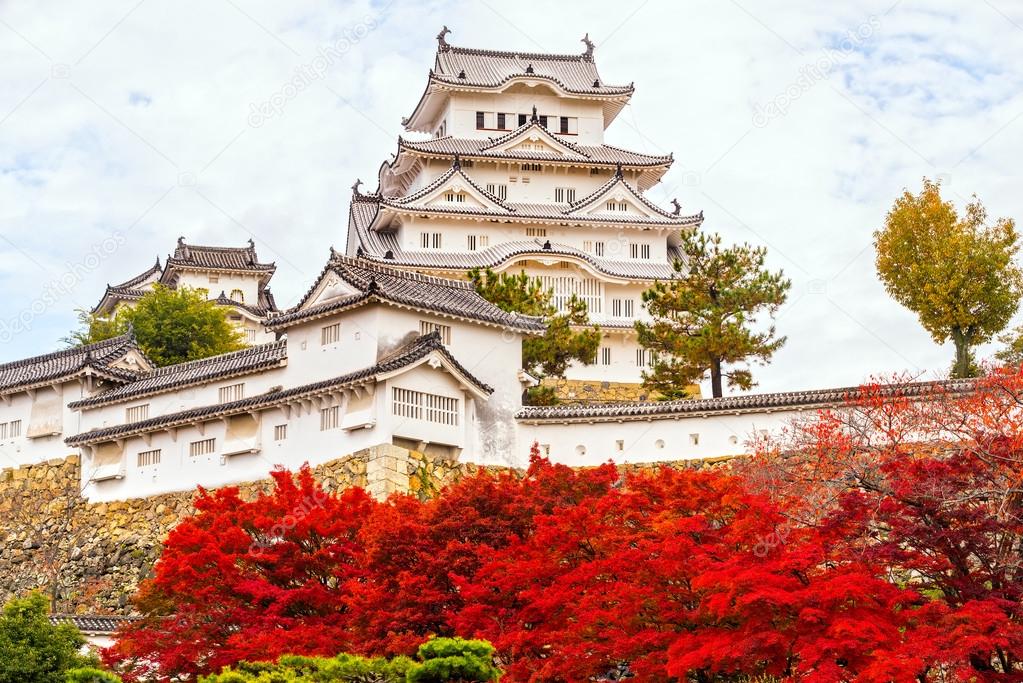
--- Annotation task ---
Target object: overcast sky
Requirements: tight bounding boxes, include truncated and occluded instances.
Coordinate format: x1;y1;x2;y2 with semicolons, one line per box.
1;0;1022;394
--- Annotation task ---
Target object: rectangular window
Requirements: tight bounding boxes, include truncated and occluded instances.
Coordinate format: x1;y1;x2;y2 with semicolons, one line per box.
320;405;340;431
591;167;602;175
391;388;458;426
497;112;506;129
218;383;245;403
245;328;257;342
0;423;6;440
6;420;20;438
599;347;612;365
520;163;541;172
274;424;288;441
467;235;476;251
518;113;527;127
631;243;651;259
475;111;485;129
538;115;548;128
554;187;576;203
525;227;547;237
420;320;452;344
321;322;341;345
594;241;605;257
636;348;651;366
611;299;634;318
560;116;569;134
421;232;442;249
689;433;700;446
485;183;507;200
137;449;161;467
208;275;219;284
189;438;216;457
607;201;628;212
125;404;150;422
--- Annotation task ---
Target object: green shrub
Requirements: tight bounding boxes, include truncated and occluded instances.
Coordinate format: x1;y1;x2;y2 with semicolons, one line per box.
0;593;100;683
200;637;499;682
65;668;122;683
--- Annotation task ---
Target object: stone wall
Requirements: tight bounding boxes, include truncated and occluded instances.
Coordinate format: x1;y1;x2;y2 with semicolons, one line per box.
543;378;702;403
0;445;736;617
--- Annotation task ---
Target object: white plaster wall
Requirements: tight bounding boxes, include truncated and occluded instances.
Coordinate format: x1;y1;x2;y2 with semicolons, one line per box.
518;408;808;466
175;271;262;305
444;90;607;143
0;380;93;468
77;364;290;434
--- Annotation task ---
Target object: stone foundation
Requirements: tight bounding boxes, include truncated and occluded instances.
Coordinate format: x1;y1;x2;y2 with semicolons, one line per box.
0;445;734;616
543;378;701;403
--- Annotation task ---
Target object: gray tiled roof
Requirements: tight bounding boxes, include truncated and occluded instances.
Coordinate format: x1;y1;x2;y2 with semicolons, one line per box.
347;195;687;280
213;291;278;317
376;164;700;228
398;129;672;167
162;237;275;276
267;253;546;333
91;259;163;314
0;334;146;394
49;614;137;635
66;332;490;446
516;379;976;422
69;340;287;410
433;44;632;95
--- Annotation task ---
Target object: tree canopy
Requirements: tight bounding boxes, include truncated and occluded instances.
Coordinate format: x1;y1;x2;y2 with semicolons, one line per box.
467;268;600;402
635;230;790;399
0;592;99;683
874;178;1022;377
68;285;246;366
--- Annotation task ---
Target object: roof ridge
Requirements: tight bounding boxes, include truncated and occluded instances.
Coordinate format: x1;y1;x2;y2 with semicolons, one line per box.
137;339;286;378
0;334;133;372
333;254;476;291
443;44;589;62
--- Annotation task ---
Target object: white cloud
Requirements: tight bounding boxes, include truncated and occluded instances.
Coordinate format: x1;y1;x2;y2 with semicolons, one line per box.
1;0;1022;394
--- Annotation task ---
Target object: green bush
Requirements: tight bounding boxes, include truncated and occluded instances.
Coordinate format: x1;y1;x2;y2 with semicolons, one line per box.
0;593;100;683
65;668;122;683
200;637;499;682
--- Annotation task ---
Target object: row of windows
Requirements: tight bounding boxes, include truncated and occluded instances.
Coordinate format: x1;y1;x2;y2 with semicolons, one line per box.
421;232;443;249
475;111;578;134
196;286;246;303
0;419;22;439
611;298;634;318
606;201;628;212
392;388;459;426
466;234;490;251
595;347;658;367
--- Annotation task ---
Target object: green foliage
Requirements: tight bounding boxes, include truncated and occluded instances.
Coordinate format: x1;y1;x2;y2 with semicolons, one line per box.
468;268;600;381
635;230;790;399
874;178;1022;378
996;326;1023;368
523;385;559;406
67;285;246;366
65;668;122;683
199;638;497;682
0;593;99;683
406;638;500;683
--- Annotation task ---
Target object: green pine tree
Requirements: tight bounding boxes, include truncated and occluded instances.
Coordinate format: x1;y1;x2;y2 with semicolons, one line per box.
636;231;790;399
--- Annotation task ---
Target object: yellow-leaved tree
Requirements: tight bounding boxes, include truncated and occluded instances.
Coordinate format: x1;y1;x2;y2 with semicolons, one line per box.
874;178;1022;378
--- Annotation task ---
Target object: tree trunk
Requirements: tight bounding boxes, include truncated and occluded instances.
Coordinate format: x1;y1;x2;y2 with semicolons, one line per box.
951;328;975;378
710;359;723;398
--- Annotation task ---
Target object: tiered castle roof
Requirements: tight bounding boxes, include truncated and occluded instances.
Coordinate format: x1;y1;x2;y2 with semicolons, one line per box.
404;29;634;132
0;333;150;395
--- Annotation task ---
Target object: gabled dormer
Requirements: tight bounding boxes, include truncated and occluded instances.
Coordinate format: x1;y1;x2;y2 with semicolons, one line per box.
481;116;589;160
565;167;684;222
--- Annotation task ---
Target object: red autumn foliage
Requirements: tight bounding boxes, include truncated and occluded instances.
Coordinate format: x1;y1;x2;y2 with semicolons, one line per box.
106;372;1023;682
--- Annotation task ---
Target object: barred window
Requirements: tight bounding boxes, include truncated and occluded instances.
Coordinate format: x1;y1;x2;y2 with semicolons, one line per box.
125;404;150;422
274;424;288;441
599;347;612;365
392;388;458;426
554;187;577;203
419;320;452;344
321;322;341;345
486;183;508;200
189;438;216;457
8;420;19;438
420;232;442;249
219;383;245;403
137;449;161;467
525;227;546;237
320;405;340;431
631;243;651;259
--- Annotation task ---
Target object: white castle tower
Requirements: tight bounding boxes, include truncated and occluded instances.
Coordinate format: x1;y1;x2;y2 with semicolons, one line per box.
346;29;703;393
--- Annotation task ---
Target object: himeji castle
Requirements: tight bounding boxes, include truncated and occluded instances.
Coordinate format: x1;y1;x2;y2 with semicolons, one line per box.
346;29;704;386
0;30;944;502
